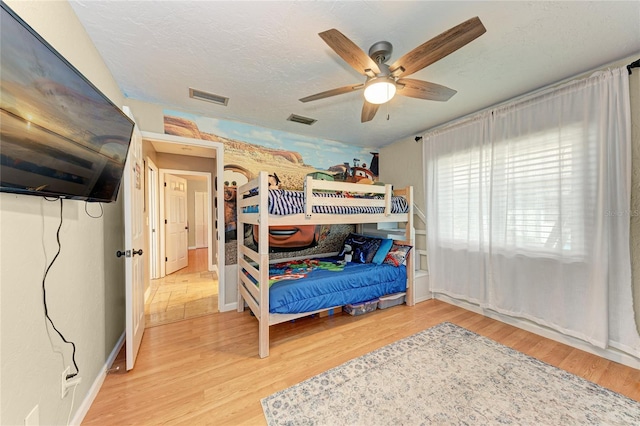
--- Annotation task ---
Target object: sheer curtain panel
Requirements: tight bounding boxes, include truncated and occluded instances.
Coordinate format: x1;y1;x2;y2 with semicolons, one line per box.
424;67;639;355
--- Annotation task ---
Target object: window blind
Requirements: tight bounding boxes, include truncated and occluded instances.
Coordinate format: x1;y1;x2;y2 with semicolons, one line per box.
435;123;593;258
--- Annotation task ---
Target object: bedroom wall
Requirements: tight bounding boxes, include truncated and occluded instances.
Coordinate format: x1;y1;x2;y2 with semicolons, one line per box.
0;1;127;425
379;136;428;270
125;98;166;134
383;53;640;334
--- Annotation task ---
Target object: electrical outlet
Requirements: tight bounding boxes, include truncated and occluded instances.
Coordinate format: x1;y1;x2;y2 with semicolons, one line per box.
61;367;70;398
61;367;82;399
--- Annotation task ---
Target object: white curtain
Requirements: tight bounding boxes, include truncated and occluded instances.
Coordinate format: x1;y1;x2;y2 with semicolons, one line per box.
424;67;639;355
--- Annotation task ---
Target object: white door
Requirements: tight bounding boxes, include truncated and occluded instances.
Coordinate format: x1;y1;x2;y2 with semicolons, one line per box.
165;174;188;274
122;107;145;370
195;191;208;248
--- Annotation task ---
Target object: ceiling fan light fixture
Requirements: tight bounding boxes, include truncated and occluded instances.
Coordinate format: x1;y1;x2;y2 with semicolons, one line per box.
364;78;396;104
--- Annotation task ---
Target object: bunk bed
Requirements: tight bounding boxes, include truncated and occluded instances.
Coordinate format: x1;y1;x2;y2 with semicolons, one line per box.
237;171;414;358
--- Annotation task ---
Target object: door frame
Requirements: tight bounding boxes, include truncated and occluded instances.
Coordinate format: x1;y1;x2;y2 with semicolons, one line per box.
194;190;208;248
140;131;226;311
159;169;209;276
147;157;160;281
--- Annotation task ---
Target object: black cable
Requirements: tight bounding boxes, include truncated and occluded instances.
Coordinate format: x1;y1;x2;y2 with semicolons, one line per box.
84;201;104;218
43;198;80;379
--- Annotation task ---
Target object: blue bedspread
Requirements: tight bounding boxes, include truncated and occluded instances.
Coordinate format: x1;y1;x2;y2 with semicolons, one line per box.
269;261;407;314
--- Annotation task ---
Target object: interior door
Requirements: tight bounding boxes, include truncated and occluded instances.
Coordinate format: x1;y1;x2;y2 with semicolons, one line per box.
165;174;188;274
147;159;159;279
122;106;145;370
195;191;208;248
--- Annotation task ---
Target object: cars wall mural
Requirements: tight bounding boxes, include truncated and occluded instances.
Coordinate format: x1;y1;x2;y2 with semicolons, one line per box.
163;110;380;265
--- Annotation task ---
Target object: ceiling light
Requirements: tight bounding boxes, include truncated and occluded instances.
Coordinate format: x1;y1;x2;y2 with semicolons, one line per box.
364;78;396;104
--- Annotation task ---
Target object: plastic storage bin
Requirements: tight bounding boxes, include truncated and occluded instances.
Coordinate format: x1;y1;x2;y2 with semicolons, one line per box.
378;292;406;309
343;299;379;316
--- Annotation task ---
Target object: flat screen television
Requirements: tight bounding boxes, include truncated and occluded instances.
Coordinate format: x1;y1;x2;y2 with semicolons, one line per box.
0;1;134;203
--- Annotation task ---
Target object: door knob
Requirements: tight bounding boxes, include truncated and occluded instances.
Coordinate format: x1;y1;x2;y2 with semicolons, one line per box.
133;249;143;256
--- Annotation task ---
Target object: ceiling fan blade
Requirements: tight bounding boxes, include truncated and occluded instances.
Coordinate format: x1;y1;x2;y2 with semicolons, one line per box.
361;101;379;122
319;29;381;76
389;17;486;77
299;83;364;103
396;78;457;101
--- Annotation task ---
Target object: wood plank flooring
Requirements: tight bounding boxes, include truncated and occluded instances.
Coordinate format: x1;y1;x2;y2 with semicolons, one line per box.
83;300;640;425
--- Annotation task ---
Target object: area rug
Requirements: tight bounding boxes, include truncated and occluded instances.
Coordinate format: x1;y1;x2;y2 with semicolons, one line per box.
261;322;640;425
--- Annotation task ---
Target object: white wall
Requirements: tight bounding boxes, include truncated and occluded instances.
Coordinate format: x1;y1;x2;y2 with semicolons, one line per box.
0;1;126;424
379;136;428;269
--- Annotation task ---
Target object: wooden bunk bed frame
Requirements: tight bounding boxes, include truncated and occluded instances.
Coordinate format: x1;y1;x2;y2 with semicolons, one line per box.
236;171;414;358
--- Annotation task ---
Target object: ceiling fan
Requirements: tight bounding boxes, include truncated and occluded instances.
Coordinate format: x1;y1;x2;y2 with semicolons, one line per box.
299;17;486;122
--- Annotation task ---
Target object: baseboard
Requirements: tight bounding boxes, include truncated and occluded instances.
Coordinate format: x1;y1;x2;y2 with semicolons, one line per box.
71;332;125;425
414;293;433;304
221;301;238;312
434;293;640;370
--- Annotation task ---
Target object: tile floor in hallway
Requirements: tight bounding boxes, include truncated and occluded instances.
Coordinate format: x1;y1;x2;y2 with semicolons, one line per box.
144;248;218;327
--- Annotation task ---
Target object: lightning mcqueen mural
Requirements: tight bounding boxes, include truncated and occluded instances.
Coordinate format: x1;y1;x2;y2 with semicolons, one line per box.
253;224;330;252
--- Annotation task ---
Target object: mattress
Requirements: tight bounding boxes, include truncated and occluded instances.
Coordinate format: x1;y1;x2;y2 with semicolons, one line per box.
268;261;407;314
243;189;409;216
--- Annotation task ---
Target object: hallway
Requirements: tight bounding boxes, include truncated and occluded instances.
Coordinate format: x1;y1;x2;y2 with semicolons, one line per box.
144;248;218;327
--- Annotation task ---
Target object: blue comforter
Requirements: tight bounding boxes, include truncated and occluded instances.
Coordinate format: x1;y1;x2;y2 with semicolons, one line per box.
269;261;406;314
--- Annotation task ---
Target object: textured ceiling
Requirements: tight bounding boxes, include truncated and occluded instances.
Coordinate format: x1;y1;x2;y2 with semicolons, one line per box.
69;1;640;148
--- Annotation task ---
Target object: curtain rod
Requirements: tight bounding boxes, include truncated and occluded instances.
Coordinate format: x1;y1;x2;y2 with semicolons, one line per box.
419;58;638;138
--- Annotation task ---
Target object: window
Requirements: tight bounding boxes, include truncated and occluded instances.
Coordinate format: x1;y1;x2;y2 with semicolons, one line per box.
435;124;590;258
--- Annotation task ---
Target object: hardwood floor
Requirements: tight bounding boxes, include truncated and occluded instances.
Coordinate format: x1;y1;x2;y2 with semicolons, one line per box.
84;300;640;425
145;248;218;327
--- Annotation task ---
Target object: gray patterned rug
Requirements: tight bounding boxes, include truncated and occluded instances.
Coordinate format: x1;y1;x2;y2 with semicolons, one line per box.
261;322;640;425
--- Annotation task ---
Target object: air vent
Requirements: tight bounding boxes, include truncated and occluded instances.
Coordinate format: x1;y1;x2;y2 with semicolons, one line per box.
287;114;317;126
189;88;229;106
